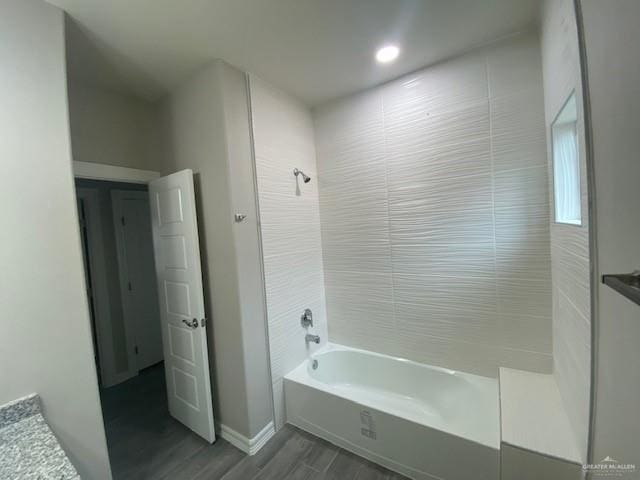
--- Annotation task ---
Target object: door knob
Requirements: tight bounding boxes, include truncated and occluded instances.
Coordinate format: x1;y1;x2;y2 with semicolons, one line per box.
182;318;198;329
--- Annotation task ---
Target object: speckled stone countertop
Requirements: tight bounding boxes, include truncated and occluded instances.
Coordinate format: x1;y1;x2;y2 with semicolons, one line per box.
0;394;80;479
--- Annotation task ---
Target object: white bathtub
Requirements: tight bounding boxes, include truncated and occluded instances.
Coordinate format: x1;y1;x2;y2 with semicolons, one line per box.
284;344;500;480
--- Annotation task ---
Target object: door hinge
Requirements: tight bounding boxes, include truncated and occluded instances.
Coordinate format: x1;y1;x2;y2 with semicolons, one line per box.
121;216;125;226
134;346;138;355
127;281;132;291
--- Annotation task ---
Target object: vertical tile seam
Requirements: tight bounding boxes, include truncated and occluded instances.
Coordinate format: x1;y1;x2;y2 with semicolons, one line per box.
486;53;503;345
379;91;400;354
306;116;330;346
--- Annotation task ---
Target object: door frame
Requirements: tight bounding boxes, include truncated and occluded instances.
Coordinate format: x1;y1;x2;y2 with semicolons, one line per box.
74;163;161;388
74;161;160;184
76;188;127;387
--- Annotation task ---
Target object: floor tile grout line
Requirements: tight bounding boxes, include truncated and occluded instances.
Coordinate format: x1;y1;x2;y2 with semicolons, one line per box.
309;447;340;474
352;463;365;480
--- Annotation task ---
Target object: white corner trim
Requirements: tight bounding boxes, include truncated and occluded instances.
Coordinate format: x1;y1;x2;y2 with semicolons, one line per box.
73;161;160;184
219;421;275;456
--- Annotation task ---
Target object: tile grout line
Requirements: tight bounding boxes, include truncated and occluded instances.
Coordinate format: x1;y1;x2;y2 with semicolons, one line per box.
379;88;401;357
314;448;340;473
485;51;505;357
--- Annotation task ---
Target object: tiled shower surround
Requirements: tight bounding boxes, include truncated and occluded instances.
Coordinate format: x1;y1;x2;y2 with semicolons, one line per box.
541;0;591;459
250;76;328;428
314;32;552;377
253;32;555;428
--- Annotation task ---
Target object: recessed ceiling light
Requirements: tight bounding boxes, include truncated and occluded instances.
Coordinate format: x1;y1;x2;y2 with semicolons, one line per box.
376;45;399;63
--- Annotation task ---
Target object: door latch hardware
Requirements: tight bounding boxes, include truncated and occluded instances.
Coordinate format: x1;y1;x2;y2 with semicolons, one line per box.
182;318;198;329
234;214;247;223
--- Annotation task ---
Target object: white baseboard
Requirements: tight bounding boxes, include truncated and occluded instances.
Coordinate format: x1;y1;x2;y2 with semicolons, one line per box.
219;421;275;456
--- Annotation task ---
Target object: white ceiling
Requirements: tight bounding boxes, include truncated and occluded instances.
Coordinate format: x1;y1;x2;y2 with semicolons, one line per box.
47;0;541;106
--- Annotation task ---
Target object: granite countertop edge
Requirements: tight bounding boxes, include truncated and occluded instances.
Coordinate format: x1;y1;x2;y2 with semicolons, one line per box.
0;394;80;480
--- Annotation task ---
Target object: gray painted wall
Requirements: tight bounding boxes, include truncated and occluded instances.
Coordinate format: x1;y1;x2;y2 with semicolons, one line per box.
158;60;273;438
580;0;640;469
0;0;112;477
68;81;161;171
69;59;274;439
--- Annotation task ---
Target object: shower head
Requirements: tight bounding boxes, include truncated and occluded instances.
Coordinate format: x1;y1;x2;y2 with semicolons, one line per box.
293;168;311;183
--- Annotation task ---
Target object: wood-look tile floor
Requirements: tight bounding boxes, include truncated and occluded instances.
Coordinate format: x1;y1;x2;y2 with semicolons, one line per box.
100;363;408;480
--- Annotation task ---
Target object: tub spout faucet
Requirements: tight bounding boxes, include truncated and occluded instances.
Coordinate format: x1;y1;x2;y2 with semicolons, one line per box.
305;334;320;344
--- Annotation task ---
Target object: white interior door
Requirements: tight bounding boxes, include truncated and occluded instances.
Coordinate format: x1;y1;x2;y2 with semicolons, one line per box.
112;190;164;372
149;169;216;443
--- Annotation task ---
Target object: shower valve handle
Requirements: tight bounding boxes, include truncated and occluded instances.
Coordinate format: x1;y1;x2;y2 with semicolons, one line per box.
301;308;313;328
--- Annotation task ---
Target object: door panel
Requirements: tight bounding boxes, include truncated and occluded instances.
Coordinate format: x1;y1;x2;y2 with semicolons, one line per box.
149;169;215;443
112;191;164;372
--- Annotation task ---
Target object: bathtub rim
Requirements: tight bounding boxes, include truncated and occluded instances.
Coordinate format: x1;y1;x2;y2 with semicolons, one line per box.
284;342;500;450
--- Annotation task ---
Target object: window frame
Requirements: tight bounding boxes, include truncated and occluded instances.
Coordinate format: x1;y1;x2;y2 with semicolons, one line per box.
550;91;583;227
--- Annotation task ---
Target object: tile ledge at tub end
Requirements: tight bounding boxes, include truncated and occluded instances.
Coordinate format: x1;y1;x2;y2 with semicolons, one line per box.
499;367;582;464
218;421;275;455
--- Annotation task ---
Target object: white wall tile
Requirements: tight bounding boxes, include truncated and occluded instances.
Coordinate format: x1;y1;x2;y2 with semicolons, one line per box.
496;277;552;319
487;31;545;99
494;166;553;284
491;91;547;172
550;222;589;259
551;245;590;320
550;244;591;432
499;313;552;354
385;101;491;153
394;300;502;350
393;330;503;377
494;165;549;210
314;32;552;377
495;213;551;281
386;138;492;187
393;274;497;317
251;75;327;429
381;51;488;118
325;270;397;355
394;331;551;378
541;0;591;459
389;177;495;246
392;242;496;278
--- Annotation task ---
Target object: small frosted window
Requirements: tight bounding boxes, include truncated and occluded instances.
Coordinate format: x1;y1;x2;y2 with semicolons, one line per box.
552;93;581;225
